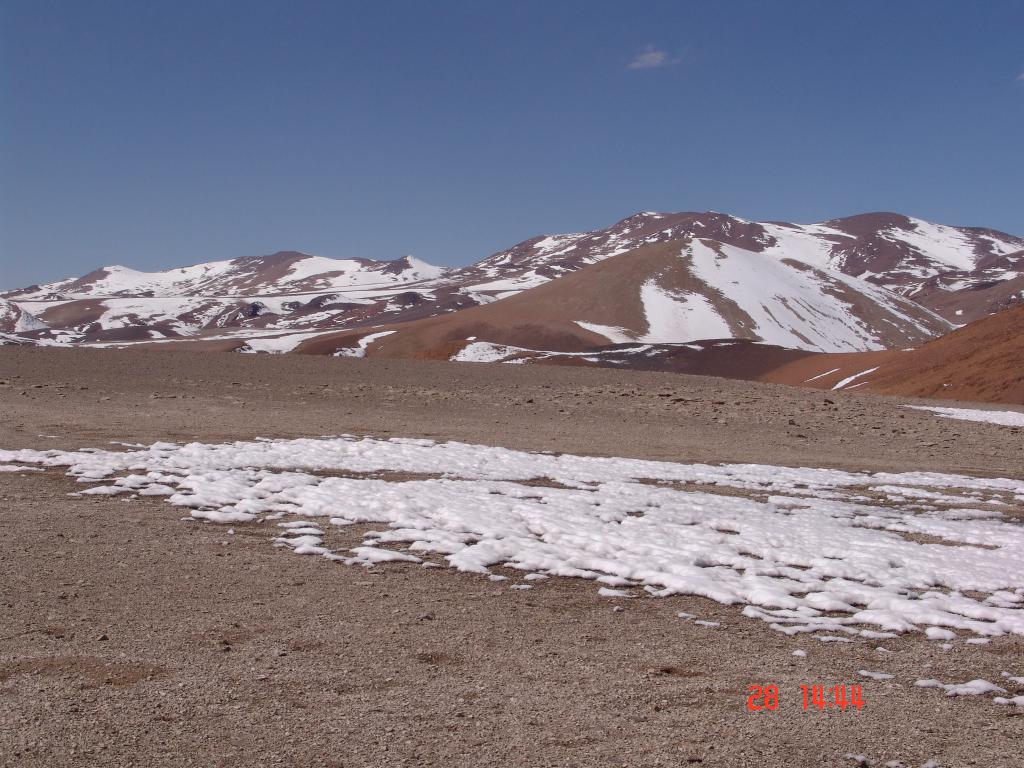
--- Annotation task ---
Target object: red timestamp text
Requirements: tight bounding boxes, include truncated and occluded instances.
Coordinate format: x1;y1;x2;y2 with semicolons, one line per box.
747;684;865;711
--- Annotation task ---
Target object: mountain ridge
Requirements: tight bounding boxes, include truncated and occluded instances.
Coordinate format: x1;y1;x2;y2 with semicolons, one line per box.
3;210;1021;361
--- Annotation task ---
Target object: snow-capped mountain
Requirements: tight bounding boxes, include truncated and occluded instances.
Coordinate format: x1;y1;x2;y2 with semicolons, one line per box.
6;251;447;300
2;252;463;343
447;211;1024;321
443;212;781;298
2;211;1020;354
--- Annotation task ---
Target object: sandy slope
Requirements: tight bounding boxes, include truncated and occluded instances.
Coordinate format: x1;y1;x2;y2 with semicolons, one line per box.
1;348;1022;767
765;305;1024;405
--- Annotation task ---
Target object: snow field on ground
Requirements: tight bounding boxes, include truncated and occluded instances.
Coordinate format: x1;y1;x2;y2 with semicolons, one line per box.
904;405;1024;428
2;435;1023;641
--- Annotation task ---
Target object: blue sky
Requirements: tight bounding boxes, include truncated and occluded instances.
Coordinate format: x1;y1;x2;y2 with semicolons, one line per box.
2;0;1023;287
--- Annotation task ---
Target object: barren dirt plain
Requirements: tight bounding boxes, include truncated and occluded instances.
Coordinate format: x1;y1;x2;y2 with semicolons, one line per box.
1;347;1022;767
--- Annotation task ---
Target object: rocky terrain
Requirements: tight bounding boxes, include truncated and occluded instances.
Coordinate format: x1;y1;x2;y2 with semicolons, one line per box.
1;346;1022;768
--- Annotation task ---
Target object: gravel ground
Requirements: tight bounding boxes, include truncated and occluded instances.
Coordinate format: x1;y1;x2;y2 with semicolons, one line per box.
1;347;1022;767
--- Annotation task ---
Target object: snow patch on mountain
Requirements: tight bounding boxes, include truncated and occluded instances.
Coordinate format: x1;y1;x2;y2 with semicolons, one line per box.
886;219;979;272
760;223;848;269
638;279;731;343
236;331;329;354
283;255;446;287
0;298;47;333
452;341;529;363
333;330;396;358
574;321;635;344
679;241;949;352
832;367;881;391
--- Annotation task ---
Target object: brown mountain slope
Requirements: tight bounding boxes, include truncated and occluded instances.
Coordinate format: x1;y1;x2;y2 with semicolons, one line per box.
298;294;1023;407
300;241;701;359
763;305;1024;404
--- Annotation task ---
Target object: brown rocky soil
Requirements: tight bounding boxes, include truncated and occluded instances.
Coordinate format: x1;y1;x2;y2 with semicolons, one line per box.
1;347;1023;767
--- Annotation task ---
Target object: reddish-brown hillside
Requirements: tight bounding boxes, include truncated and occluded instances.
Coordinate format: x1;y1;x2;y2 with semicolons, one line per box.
764;305;1024;404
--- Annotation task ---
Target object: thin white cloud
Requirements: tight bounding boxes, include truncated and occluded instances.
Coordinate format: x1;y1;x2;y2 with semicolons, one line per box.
1017;71;1024;82
627;44;675;70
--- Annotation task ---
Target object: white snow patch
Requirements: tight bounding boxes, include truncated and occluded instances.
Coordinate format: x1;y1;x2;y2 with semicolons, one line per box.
683;240;949;352
760;223;850;270
893;219;980;272
451;341;527;363
804;368;840;383
3;435;1024;640
858;670;895;681
598;587;635;598
575;321;635;344
637;279;732;344
0;299;48;332
239;331;328;354
905;406;1024;428
914;678;1006;697
832;367;880;391
333;330;396;358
